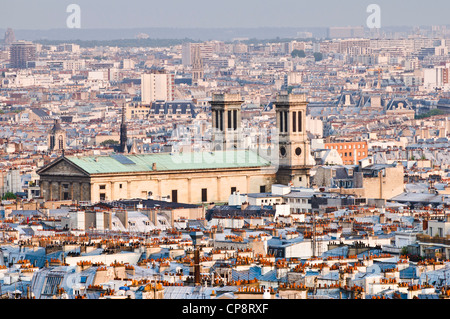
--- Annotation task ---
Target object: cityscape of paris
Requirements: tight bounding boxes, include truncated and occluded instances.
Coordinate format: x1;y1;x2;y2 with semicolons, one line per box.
1;0;450;313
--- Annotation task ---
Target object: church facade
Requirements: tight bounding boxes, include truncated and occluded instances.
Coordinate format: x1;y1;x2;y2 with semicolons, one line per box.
37;93;313;205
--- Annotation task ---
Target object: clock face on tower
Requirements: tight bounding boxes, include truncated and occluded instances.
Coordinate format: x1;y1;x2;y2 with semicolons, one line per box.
295;147;302;156
280;146;286;157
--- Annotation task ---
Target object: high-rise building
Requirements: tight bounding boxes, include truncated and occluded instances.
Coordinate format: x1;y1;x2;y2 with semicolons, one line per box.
9;41;36;69
181;42;213;66
141;70;174;104
182;43;194;66
3;28;15;45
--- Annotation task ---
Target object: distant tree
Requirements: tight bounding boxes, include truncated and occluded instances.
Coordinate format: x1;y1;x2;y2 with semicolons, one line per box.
291;49;306;58
2;192;16;200
313;52;323;62
415;109;446;119
100;139;119;147
400;247;409;256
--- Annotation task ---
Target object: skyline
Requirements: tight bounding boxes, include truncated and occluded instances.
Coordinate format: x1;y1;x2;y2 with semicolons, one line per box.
1;0;449;30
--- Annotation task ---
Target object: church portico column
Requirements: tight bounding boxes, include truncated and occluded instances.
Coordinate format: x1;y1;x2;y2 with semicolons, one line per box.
187;177;192;203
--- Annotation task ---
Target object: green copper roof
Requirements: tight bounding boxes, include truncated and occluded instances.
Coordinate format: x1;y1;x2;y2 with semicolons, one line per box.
67;150;271;175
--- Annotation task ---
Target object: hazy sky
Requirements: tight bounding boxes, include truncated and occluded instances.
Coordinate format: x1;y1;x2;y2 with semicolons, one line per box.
0;0;448;30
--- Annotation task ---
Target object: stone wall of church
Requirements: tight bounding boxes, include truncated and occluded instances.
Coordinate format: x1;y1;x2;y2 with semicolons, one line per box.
89;168;276;204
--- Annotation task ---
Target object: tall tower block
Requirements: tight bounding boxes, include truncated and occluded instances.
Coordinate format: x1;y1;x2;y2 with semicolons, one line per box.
274;93;312;187
211;93;243;151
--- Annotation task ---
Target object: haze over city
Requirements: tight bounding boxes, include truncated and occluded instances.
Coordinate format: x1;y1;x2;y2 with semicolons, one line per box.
1;0;450;30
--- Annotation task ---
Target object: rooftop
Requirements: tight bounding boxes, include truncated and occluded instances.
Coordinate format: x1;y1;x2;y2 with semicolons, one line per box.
65;150;271;174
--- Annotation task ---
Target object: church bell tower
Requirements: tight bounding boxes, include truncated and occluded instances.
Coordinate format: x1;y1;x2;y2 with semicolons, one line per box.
48;118;66;152
274;93;312;187
211;93;243;151
120;104;128;153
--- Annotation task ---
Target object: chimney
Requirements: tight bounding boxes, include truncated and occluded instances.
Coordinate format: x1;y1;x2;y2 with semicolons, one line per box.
241;202;249;210
152;163;157;170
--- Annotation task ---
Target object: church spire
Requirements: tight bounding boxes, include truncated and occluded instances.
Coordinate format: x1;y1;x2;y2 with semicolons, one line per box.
120;104;128;153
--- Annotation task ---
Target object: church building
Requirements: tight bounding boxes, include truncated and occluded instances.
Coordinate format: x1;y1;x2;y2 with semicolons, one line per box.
37;93;313;204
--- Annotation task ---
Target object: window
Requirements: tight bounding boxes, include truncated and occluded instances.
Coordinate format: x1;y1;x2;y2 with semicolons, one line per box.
298;111;302;132
260;185;266;193
201;188;207;202
172;190;178;203
215;110;219;129
292;111;297;132
100;193;106;201
284;111;288;133
42;275;63;295
99;185;106;190
58;136;64;150
279;112;284;132
231;187;237;194
119;184;123;189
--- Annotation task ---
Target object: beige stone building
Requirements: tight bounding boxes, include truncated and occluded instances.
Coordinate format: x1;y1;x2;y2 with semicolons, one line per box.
314;163;404;200
37;151;276;204
37;93;313;205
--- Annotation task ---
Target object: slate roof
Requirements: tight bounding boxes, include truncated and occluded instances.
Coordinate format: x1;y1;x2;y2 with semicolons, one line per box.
150;100;198;118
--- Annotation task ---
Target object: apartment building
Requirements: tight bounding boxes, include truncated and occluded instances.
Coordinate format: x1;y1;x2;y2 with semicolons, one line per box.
324;141;368;165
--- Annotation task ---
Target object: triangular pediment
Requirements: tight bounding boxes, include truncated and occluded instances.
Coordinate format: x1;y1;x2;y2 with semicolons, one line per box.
37;157;90;177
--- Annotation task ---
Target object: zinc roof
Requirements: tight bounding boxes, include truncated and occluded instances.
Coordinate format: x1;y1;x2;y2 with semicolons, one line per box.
66;150;271;175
